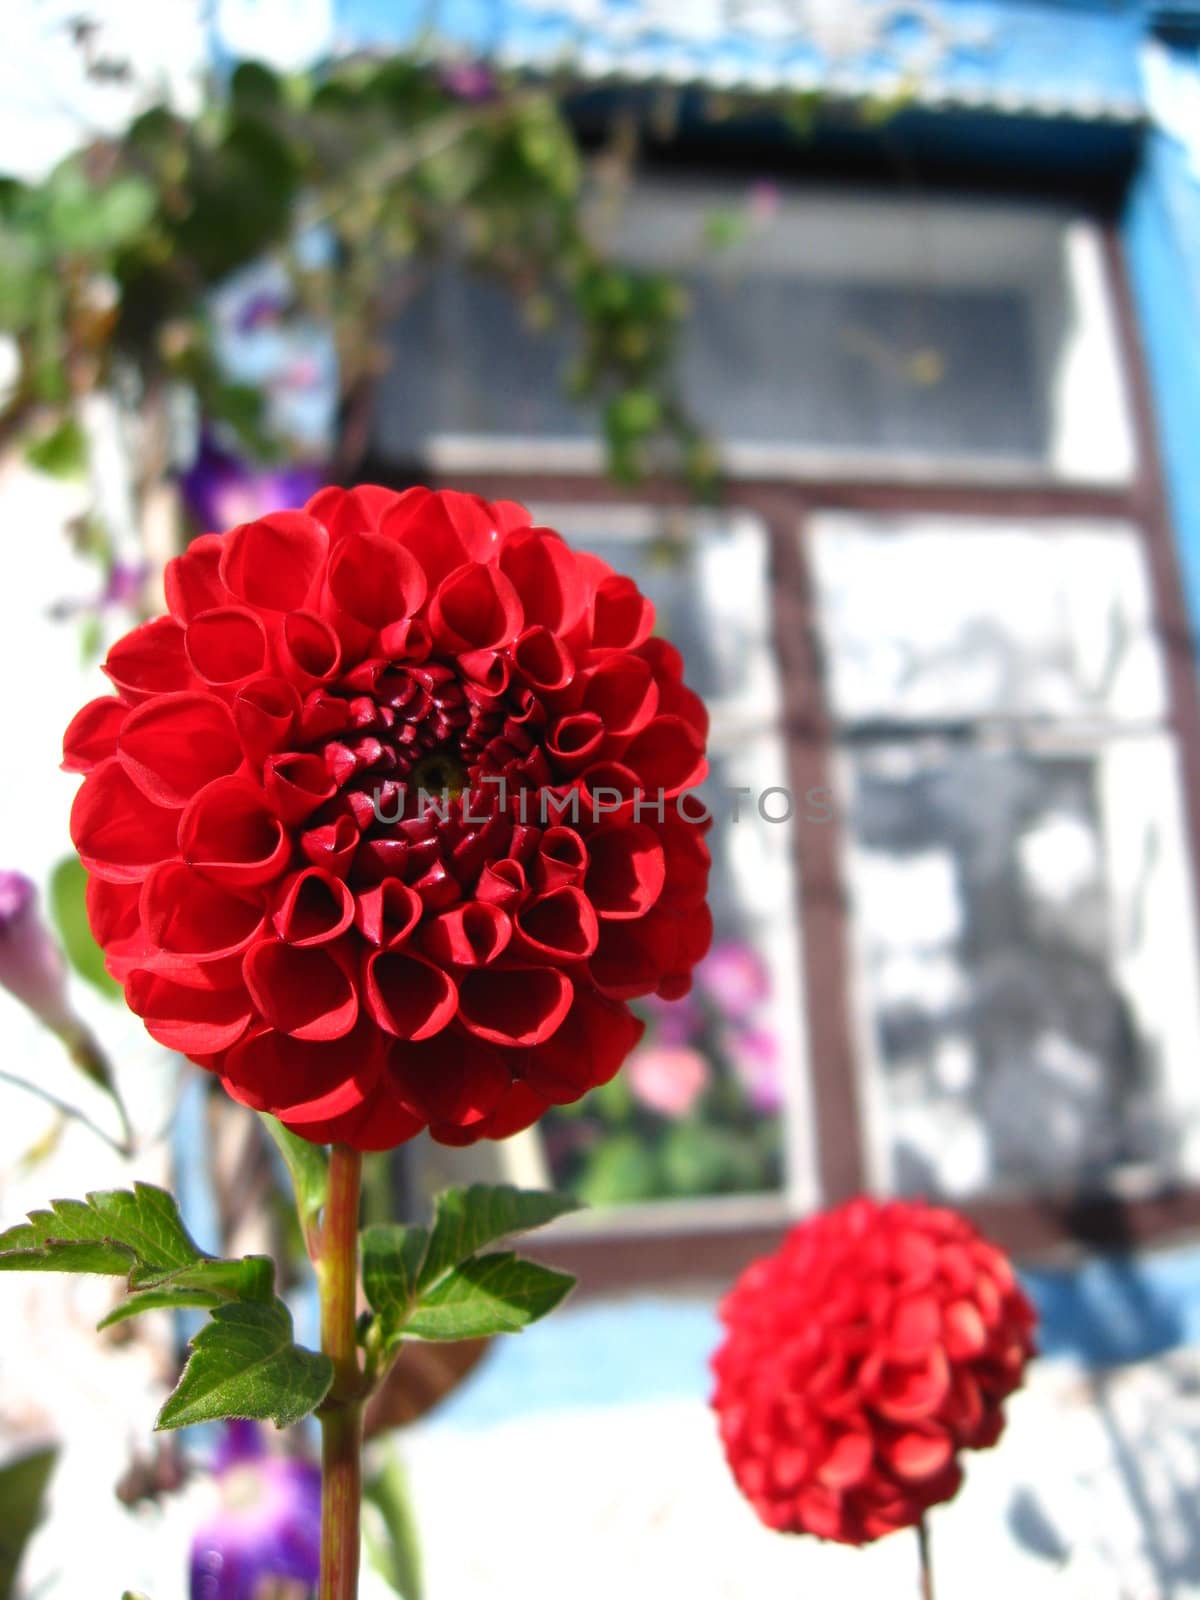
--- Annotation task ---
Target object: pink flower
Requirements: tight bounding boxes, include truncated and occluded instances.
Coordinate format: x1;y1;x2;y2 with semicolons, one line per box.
725;1024;783;1114
641;989;703;1047
628;1045;710;1118
697;940;769;1020
0;872;73;1036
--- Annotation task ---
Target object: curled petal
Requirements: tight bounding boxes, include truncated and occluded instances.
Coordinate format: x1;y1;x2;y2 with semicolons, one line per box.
511;625;573;692
622;715;707;798
430;562;523;652
521;986;643;1104
71;759;181;882
104;616;194;701
179;777;290;887
498;526;587;634
164;534;231;622
513;887;598;963
62;696;127;773
233;675;301;765
585;822;665;919
142;861;265;961
353;880;422;947
263;752;338;825
327;530;427;629
457;964;571;1046
532;827;588;893
126;966;252;1054
387;1032;510;1128
219;511;327;611
591;574;654;649
243;940;359;1040
420;902;511;967
118;692;243;806
581;655;658;736
301;816;360;878
225;1019;381;1121
272;868;356;946
186;606;269;687
365;950;457;1040
280;611;341;686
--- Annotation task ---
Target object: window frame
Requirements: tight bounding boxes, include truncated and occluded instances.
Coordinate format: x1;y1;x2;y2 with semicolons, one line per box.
350;218;1200;1283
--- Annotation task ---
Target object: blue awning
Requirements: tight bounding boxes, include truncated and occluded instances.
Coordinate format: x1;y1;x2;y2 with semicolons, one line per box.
314;0;1148;121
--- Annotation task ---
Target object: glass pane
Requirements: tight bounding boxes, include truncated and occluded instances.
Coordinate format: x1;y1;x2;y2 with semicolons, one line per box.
844;739;1200;1199
810;514;1167;726
372;187;1134;484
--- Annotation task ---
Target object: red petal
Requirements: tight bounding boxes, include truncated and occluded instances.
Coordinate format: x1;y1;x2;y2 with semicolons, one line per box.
365;950;457;1040
546;712;605;775
457;964;571;1046
581;655;658;735
513;887;598;962
126;966;252;1054
420;902;511;967
142;860;265;960
118;692;243;806
70;759;182;882
185;606;269;686
532;827;588;893
263;751;338;825
272;868;355;946
233;675;301;764
511;625;574;692
497;527;587;634
943;1300;988;1360
880;1427;954;1483
63;696;127;772
243;940;359;1040
622;715;707;797
280;611;342;686
327;530;427;628
521;986;643;1103
165;534;231;622
354;880;423;947
430;562;523;652
591;574;654;649
219;511;328;611
387;1032;510;1127
585;822;665;919
104;616;194;700
178;777;291;886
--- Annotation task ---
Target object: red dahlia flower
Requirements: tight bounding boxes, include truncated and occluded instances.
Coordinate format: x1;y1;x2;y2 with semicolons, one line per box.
710;1196;1036;1545
63;486;712;1149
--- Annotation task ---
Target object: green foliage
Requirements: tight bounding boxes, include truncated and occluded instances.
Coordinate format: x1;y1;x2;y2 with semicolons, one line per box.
0;51;722;493
48;856;120;999
0;1183;333;1431
259;1113;328;1242
362;1184;580;1354
364;1450;424;1600
0;1446;56;1600
24;417;86;480
156;1300;333;1430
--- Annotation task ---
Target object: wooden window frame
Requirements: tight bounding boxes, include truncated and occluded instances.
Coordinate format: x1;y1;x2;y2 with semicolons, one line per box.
348;223;1200;1286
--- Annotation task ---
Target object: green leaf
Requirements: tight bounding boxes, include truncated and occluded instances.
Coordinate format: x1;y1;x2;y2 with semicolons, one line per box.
419;1185;581;1292
0;1445;56;1600
364;1450;424;1600
362;1223;429;1338
97;1286;222;1329
156;1300;333;1430
404;1253;575;1341
259;1114;328;1239
24;416;86;479
0;1183;206;1286
48;856;120;999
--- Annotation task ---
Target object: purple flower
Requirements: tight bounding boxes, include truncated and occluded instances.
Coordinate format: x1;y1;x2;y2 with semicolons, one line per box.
48;559;150;622
181;434;326;535
0;872;73;1037
696;941;770;1021
724;1025;784;1116
440;61;496;102
190;1422;321;1600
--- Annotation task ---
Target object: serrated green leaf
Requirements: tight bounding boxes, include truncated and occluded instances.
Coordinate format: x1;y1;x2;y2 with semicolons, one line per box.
362;1223;429;1340
165;1254;276;1303
156;1300;333;1430
404;1253;575;1341
259;1114;328;1239
49;857;120;998
364;1450;423;1600
0;1444;56;1600
419;1185;581;1292
0;1183;204;1288
97;1286;222;1329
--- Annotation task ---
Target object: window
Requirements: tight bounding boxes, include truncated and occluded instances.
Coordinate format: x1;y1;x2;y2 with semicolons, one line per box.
373;184;1136;486
810;511;1200;1203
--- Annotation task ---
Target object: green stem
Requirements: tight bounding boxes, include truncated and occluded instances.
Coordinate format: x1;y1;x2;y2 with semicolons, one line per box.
917;1515;935;1600
318;1143;364;1600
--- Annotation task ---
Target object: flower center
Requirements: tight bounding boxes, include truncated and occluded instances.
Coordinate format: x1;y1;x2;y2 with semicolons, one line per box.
410;749;468;800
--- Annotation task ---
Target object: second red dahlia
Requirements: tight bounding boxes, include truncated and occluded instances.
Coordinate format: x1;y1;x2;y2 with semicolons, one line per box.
711;1196;1036;1545
64;486;712;1149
